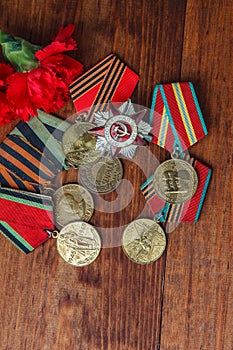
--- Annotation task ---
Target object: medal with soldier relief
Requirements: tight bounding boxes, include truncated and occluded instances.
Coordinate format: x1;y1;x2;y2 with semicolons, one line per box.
62;121;101;167
49;221;101;267
122;218;166;264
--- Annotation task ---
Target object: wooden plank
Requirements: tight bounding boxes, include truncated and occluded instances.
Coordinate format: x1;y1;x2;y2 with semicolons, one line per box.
0;1;187;349
160;1;233;349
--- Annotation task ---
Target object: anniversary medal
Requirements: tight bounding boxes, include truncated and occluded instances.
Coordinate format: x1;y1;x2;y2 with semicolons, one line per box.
50;184;101;266
48;221;101;267
52;184;94;228
141;82;211;222
153;157;198;204
122;218;166;264
62;121;101;168
79;156;123;194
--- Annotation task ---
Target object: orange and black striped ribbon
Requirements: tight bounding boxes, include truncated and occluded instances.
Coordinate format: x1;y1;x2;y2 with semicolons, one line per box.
0;111;71;192
69;54;139;122
0;135;57;192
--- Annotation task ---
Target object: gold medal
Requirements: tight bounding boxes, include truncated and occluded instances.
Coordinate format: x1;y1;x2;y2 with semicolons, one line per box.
79;156;123;194
62;122;101;167
54;221;101;267
53;184;94;228
122;218;166;264
153;159;198;204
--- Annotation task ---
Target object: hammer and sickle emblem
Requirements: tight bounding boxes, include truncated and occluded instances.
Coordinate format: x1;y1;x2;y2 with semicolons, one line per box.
113;122;131;140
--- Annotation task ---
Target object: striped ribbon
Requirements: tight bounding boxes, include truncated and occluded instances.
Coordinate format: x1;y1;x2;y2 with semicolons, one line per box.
0;135;57;190
0;110;71;192
149;82;208;153
140;155;212;222
0;187;54;253
0;165;41;193
69;54;139;122
10;110;71;170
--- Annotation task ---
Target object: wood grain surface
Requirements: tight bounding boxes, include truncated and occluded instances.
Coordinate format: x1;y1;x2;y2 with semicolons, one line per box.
0;1;232;349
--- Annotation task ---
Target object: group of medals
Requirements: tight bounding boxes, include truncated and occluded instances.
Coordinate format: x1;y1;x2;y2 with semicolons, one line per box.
48;100;200;267
0;52;211;267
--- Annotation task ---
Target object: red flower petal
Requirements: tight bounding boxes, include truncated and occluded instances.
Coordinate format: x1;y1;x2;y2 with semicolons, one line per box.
7;72;38;121
0;63;15;89
36;41;76;61
54;24;75;43
38;53;64;69
35;40;77;61
7;72;28;107
0;63;15;80
52;54;83;85
28;68;69;113
0;91;18;126
39;54;83;85
35;25;77;62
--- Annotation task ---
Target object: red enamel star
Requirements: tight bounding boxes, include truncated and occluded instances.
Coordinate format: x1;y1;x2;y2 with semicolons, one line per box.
89;101;149;158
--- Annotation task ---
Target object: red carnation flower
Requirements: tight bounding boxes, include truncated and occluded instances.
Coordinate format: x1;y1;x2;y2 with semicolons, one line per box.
7;68;69;121
0;25;83;124
38;53;83;86
36;24;83;85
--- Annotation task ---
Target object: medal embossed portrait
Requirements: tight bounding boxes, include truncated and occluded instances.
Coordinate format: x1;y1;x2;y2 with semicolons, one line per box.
153;159;198;204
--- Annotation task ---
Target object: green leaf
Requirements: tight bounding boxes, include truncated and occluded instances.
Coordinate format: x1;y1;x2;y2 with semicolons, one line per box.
0;30;42;72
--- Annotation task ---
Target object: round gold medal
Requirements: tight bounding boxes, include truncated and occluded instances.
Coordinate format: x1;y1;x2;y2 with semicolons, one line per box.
53;184;94;228
153;159;198;204
79;156;123;194
62;122;101;167
122;218;166;264
56;221;101;266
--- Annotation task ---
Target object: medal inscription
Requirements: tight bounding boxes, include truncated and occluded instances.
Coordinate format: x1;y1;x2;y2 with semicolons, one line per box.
122;218;166;264
57;221;101;266
153;159;198;204
79;157;123;194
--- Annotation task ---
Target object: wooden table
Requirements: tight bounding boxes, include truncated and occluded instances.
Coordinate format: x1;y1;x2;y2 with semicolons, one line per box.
0;1;232;349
